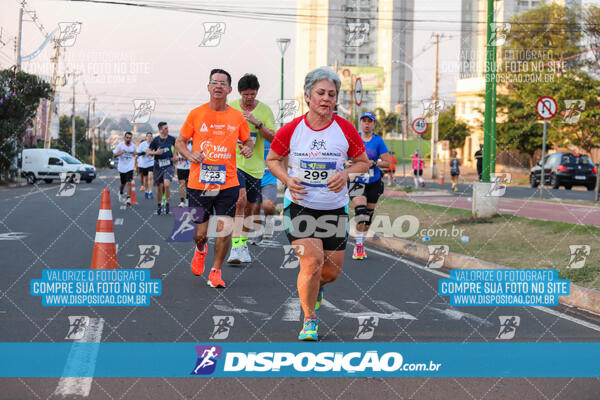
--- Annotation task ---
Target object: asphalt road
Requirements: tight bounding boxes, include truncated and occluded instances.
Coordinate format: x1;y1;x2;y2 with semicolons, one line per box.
1;169;600;399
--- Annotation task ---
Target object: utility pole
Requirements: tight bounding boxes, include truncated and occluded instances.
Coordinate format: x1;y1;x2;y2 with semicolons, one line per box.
430;33;440;179
91;97;96;166
403;81;411;178
45;41;60;149
15;4;23;72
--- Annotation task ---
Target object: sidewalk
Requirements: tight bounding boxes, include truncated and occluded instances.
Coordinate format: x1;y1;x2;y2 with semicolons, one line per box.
383;188;600;227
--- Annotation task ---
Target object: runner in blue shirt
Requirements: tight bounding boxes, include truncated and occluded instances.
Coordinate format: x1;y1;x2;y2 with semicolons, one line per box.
348;112;391;260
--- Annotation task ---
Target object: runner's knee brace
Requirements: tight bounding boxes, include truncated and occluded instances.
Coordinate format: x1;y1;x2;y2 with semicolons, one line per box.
354;205;374;226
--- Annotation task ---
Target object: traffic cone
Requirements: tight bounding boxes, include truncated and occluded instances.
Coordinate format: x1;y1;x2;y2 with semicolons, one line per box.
91;189;119;269
130;173;138;205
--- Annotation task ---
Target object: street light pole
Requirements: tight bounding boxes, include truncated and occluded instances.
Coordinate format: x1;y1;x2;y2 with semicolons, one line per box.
276;38;291;128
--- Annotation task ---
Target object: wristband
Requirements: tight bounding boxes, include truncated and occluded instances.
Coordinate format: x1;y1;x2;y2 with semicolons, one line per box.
256;122;264;130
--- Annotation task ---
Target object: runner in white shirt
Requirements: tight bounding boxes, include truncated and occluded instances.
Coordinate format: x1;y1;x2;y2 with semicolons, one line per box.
112;131;136;205
176;140;193;207
267;67;369;341
136;132;155;199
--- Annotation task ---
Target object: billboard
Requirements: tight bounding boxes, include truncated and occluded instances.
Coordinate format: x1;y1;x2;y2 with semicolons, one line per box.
336;66;385;91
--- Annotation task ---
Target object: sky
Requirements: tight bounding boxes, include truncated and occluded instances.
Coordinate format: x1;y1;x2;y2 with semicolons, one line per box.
0;0;598;132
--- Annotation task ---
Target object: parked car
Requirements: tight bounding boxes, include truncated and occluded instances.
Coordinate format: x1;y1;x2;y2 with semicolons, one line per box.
530;152;596;190
21;149;96;184
109;157;118;169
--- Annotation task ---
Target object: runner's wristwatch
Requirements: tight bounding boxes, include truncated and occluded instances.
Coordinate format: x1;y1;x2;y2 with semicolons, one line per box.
256;122;264;130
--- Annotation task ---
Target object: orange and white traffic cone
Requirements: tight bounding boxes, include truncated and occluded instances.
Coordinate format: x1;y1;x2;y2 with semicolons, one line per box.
91;189;119;269
130;172;138;205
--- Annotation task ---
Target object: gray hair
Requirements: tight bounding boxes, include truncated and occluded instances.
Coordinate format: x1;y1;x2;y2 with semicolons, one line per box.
304;68;341;104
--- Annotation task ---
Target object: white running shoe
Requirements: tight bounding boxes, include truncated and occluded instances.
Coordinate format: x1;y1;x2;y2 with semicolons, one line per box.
178;201;185;207
227;246;242;264
239;244;252;263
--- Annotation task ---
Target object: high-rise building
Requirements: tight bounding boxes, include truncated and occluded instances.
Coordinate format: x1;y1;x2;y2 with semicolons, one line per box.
455;0;581;165
295;0;414;122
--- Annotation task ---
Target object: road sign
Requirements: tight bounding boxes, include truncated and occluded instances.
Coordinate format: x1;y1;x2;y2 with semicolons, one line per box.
412;118;428;135
354;77;363;106
536;96;557;120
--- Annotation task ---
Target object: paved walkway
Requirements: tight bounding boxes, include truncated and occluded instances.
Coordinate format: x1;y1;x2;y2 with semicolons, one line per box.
384;189;600;227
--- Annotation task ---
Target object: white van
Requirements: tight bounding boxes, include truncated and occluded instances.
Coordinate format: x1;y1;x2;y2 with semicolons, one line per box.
21;149;96;184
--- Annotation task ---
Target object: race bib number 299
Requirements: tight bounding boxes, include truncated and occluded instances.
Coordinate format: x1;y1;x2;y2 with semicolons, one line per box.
299;160;336;187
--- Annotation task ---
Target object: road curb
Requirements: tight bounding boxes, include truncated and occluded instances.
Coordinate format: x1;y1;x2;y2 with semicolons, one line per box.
366;233;600;315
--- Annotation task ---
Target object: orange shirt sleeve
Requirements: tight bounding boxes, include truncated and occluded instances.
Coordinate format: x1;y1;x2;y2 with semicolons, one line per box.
237;111;250;142
180;109;196;140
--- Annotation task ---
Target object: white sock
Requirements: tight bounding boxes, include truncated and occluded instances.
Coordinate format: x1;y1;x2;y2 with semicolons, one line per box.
355;235;364;245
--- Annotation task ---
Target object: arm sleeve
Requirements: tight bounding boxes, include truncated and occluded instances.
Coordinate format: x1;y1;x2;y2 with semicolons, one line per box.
180;111;195;140
112;143;121;155
378;137;389;157
238;113;250;142
270;120;296;157
264;105;277;131
336;117;365;158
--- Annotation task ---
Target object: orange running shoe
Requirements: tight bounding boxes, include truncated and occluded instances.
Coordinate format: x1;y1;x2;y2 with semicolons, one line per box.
207;269;226;288
191;244;208;276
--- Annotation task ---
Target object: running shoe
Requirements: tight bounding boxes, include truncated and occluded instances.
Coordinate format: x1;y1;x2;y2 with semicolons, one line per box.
144;192;149;199
178;201;185;207
126;197;131;206
157;204;162;215
227;246;242;264
352;244;367;260
191;243;208;276
207;269;226;288
315;287;325;311
298;317;319;341
140;185;145;192
149;192;154;199
118;193;125;203
165;203;170;215
239;244;251;263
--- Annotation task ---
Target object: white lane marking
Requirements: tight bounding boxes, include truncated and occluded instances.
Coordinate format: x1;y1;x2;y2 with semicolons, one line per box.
214;303;271;320
322;299;417;320
499;208;518;212
0;232;29;240
54;317;104;397
282;297;302;321
239;296;257;305
365;245;600;333
114;218;124;225
120;205;126;210
428;306;493;327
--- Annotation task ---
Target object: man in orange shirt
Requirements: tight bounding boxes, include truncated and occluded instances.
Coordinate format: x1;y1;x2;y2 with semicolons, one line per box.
175;68;253;288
